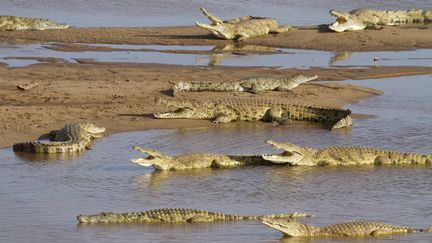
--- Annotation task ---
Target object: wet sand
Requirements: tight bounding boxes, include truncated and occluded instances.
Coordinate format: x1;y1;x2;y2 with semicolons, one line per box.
0;62;394;147
1;25;432;51
3;60;432;148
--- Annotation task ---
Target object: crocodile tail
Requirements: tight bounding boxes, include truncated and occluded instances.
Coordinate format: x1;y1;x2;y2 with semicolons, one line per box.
13;141;85;153
331;113;352;130
258;212;313;220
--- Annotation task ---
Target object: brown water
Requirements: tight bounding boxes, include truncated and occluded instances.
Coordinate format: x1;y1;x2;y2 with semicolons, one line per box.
1;75;432;242
2;0;432;27
2;43;432;68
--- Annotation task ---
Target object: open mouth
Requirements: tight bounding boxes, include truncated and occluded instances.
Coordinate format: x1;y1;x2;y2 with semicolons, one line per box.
336;16;347;25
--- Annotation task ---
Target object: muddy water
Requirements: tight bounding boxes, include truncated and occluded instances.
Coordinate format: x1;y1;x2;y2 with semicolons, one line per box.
2;0;432;27
2;42;432;68
1;75;432;242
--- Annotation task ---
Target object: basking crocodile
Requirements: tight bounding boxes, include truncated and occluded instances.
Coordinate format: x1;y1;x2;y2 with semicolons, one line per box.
77;208;312;224
261;218;432;237
329;9;432;32
130;146;272;170
262;139;432;166
196;7;293;41
13;122;105;153
0;16;69;31
154;97;352;130
173;74;318;96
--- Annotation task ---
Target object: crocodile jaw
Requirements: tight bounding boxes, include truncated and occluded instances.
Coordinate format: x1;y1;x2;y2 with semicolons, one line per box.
154;108;196;119
262;152;305;165
260;218;307;237
329;10;366;32
195;22;234;39
130;158;155;167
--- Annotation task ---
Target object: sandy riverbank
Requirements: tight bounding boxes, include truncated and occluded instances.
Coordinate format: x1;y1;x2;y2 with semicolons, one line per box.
1;25;432;51
3;61;432;148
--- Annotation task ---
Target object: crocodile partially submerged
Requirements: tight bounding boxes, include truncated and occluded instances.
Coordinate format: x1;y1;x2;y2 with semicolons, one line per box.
262;139;432;166
131;146;273;170
13;122;105;153
0;16;69;31
173;74;318;96
77;208;312;224
329;9;432;32
261;218;432;237
154;98;352;130
196;7;293;41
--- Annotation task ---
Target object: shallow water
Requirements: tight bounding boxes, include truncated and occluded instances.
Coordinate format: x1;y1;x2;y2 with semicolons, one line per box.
1;75;432;242
1;42;432;68
1;0;432;27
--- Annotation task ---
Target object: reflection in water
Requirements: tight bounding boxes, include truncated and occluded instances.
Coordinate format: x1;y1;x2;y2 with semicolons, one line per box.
329;51;352;65
14;151;82;162
2;42;432;68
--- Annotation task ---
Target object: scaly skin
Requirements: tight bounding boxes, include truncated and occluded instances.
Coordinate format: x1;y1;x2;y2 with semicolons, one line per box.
77;208;312;224
12;123;105;153
0;16;69;31
262;139;432;166
130;146;272;170
196;7;294;41
261;218;432;237
154;97;352;130
173;74;318;96
329;9;432;32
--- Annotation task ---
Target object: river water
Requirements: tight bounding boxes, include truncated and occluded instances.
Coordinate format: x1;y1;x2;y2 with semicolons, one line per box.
1;75;432;242
1;0;432;27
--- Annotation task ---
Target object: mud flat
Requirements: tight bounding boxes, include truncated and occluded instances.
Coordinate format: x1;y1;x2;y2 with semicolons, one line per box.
1;25;432;51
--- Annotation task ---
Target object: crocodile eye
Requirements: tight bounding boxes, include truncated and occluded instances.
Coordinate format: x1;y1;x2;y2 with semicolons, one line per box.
337;16;347;24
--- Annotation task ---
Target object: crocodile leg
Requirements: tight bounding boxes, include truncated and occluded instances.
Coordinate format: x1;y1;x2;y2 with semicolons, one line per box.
211;158;243;168
263;107;290;125
270;25;295;33
250;83;280;94
213;112;238;123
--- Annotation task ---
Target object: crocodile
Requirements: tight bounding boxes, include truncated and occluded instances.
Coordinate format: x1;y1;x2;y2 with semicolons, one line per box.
77;208;312;224
196;7;294;41
261;218;432;237
130;146;273;170
0;16;69;31
154;97;352;130
173;74;318;96
262;139;432;166
12;122;105;153
329;9;432;32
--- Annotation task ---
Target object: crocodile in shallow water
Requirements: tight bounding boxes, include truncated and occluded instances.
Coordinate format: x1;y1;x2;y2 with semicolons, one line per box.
196;7;294;41
77;208;312;224
261;218;432;237
13;122;105;153
154;97;352;130
173;74;318;96
329;8;432;32
130;146;273;170
262;139;432;166
0;16;69;31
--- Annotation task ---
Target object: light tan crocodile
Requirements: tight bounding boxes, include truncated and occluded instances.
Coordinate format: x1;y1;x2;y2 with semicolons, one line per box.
261;218;432;237
0;16;69;31
173;74;318;96
196;7;294;41
130;146;274;170
77;208;312;224
329;8;432;32
154;97;352;130
12;122;105;153
262;139;432;166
